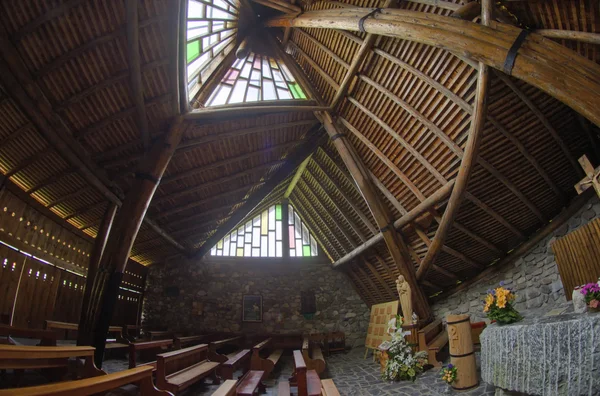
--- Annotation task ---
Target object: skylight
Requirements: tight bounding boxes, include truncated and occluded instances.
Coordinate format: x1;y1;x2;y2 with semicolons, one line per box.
205;52;306;106
186;0;239;101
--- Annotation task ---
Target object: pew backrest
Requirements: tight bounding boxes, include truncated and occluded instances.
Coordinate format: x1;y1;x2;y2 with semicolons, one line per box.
174;334;209;349
302;337;309;351
0;324;57;346
148;330;172;341
44;321;127;343
0;366;172;396
157;343;209;378
418;318;443;346
129;339;174;369
252;338;271;353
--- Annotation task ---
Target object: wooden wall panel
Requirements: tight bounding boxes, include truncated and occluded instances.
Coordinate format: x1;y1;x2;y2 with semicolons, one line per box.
0;245;27;324
552;218;600;300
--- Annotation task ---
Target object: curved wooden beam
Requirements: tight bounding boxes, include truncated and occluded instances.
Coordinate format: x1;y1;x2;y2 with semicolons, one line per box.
265;7;600;128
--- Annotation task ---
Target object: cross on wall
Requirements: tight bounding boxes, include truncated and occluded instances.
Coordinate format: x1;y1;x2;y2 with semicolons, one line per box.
575;155;600;198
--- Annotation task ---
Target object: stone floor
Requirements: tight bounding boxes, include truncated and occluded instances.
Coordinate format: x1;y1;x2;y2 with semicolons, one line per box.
2;344;497;395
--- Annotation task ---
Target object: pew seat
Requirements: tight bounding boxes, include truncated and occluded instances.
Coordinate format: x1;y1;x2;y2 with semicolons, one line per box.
236;370;264;396
301;337;326;375
0;324;57;346
129;339;174;370
212;379;237;396
156;344;220;394
289;350;320;396
221;348;250;380
418;318;448;368
321;379;341;396
208;336;244;363
0;365;171;396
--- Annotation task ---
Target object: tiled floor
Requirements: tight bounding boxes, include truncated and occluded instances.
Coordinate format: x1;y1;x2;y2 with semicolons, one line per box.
2;344;497;395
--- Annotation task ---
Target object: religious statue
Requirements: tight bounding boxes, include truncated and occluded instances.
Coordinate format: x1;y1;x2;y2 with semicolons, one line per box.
396;275;413;325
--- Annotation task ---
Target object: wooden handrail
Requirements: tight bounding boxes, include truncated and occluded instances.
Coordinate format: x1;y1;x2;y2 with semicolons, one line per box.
210;336;242;348
252;338;271;351
293;350;306;370
0;366;171;396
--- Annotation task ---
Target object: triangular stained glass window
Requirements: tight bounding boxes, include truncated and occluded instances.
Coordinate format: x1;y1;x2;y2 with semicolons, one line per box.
288;204;318;257
205;52;307;106
186;0;239;101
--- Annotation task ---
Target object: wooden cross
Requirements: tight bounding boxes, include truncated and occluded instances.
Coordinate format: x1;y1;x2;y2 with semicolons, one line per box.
575;155;600;198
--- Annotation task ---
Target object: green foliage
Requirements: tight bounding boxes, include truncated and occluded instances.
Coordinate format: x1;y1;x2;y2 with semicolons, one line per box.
486;302;523;325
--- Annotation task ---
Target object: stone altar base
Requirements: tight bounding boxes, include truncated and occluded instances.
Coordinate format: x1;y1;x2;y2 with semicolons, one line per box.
481;312;600;395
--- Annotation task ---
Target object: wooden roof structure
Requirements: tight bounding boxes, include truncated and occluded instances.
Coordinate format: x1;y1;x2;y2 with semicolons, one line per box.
0;0;599;310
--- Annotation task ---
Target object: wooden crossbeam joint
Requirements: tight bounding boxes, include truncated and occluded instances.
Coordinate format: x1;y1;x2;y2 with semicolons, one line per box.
575;155;600;198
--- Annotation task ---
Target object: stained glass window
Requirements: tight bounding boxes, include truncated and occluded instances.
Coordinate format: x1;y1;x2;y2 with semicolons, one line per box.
210;204;283;257
205;52;307;106
289;205;318;257
186;0;239;101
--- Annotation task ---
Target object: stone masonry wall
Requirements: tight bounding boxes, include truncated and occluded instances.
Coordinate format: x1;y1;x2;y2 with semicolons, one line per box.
432;194;600;323
142;257;370;347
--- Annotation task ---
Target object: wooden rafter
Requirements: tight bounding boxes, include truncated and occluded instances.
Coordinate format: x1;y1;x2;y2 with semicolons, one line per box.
363;258;395;300
284;155;312;199
184;102;330;122
290;196;341;260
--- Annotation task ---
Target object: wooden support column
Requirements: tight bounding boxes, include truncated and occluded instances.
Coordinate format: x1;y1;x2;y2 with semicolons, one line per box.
318;111;431;320
282;198;290;258
78;118;184;367
417;2;491;280
77;202;118;346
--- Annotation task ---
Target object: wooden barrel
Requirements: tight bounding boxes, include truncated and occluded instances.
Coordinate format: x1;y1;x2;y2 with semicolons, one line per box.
446;314;478;390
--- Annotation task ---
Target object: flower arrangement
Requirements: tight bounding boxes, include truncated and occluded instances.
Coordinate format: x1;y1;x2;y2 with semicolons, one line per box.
381;315;428;382
580;283;600;310
483;282;523;324
440;363;457;384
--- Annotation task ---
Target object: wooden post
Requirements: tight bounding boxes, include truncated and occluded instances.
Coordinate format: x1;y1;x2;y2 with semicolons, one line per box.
447;314;478;390
282;199;290;259
78;118;184;367
265;7;600;128
77;202;118;346
236;37;251;59
318;111;431;320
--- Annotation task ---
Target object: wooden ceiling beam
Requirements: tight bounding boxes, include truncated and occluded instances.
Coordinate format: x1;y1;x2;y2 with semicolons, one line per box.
26;168;77;195
0;123;33;150
291;28;350;69
417;3;492;280
11;0;87;42
356;265;387;302
184;101;329;122
318;111;432;320
363;258;395;300
190;128;327;258
535;29;600;45
250;0;301;14
164;200;246;229
347;267;376;305
305;168;367;242
64;201;107;221
284;155;312;199
494;71;584;179
374;253;398;286
312;154;377;235
162;140;298;184
287;41;340;90
4;148;54;178
153;161;282;205
266;8;600;128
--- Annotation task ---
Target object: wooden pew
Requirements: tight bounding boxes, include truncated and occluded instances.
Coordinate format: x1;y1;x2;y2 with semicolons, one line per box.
156;344;220;394
174;334;211;349
211;370;265;396
249;338;283;381
147;330;173;341
292;350;321;396
417;318;449;368
123;324;141;342
0;366;171;395
129;339;174;370
301;337;326;375
0;345;106;379
44;320;129;350
208;336;244;363
321;379;341;396
0;324;57;346
221;348;251;380
212;379;237;396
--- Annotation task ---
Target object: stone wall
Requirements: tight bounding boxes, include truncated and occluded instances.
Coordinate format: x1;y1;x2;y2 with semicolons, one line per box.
142;257;370;347
432;194;600;323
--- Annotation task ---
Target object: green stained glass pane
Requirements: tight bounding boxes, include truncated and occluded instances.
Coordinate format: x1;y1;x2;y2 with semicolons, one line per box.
275;204;282;220
187;40;200;63
289;83;306;99
303;245;311;256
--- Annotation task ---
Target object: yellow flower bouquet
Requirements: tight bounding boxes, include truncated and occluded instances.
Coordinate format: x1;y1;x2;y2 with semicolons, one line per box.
483;282;523;325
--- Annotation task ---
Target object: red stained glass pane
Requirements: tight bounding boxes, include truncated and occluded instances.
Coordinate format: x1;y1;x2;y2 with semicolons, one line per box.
289;226;295;248
223;69;239;84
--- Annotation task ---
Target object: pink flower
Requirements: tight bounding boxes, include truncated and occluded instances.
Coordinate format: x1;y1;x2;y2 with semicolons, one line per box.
590;299;599;308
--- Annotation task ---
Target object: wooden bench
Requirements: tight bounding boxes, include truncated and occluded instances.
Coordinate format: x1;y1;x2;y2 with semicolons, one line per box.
212;371;265;396
129;338;174;370
0;324;58;346
221;348;251;380
212;379;237;396
418;318;448;368
208;336;244;363
321;379;341;396
0;365;171;395
156;344;220;394
123;324;141;342
147;330;173;341
44;320;129;350
292;350;321;396
0;344;106;379
249;338;283;381
327;332;345;354
175;334;211;349
301;337;326;375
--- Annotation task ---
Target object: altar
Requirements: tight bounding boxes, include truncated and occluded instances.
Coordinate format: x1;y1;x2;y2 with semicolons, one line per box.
481;312;600;395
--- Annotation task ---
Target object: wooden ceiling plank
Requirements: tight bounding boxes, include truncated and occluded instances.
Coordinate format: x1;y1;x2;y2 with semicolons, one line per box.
47;186;90;209
292;28;350;69
356;265;387;302
364;258;395;299
250;0;301;14
291;195;342;260
319;111;432;320
26;168;78;194
347;267;376;305
305;168;367;242
11;0;87;42
165;200;246;229
416;2;492;280
313;153;377;235
4;148;54;178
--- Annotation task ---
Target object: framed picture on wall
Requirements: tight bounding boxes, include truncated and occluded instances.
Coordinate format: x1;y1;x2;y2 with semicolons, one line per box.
242;294;263;322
